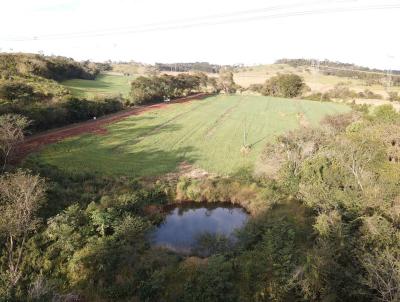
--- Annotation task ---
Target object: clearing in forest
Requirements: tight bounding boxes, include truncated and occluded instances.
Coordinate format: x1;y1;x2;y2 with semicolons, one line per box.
32;95;350;177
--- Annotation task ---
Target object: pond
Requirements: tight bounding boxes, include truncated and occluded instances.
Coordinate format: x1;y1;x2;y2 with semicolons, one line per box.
151;203;249;255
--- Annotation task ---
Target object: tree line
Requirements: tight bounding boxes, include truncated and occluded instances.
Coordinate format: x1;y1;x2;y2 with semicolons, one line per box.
155;62;221;73
276;58;400;86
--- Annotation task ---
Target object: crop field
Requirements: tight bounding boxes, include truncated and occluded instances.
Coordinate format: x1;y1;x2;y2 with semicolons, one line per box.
62;74;135;98
33;95;350;177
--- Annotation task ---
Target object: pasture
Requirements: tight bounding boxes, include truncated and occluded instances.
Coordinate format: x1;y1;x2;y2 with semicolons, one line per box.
33;95;350;177
62;74;135;98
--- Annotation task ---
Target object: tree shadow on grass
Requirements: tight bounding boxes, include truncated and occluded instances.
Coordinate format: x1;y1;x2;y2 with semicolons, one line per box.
52;121;195;177
104;123;184;153
120;145;197;178
65;79;114;90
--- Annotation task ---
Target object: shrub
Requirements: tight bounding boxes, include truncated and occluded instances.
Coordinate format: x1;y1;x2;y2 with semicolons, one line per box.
305;92;331;102
358;89;383;99
327;83;358;99
388;91;400;102
247;83;263;93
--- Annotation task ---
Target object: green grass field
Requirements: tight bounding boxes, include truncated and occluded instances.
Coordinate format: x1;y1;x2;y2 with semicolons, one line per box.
33;95;350;177
62;74;135;98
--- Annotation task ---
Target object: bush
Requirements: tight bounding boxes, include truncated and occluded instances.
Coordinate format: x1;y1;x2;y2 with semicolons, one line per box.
305;92;331;102
388;91;400;102
327;83;358;99
358;89;383;99
247;83;263;93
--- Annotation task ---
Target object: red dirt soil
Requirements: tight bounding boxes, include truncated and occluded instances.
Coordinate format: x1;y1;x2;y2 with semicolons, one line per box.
16;93;210;161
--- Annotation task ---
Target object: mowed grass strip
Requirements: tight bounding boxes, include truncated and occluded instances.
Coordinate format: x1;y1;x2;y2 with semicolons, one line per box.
33;95;350;177
62;74;135;98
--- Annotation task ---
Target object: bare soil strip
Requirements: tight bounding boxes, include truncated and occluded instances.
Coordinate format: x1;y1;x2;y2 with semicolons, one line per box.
16;93;210;161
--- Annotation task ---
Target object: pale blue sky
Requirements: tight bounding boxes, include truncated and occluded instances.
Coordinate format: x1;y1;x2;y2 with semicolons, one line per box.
1;0;399;69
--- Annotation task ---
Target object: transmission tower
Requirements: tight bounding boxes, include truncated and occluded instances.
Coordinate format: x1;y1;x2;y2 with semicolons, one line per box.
386;55;394;91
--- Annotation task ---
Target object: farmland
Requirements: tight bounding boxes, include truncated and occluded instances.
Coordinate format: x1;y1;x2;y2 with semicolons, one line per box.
33;95;350;177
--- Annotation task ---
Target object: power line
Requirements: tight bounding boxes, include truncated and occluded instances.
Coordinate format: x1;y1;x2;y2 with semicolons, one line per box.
6;0;332;40
2;3;399;42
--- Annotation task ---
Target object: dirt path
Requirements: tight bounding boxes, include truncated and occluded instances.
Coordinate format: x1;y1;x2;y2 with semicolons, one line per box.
16;93;210;161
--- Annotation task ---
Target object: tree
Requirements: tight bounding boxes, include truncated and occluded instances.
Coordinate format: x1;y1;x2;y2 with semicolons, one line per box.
217;70;237;93
194;72;209;89
0;170;46;290
182;256;237;302
130;76;164;105
332;131;386;192
208;77;219;93
0;114;30;171
262;74;305;98
130;74;203;105
363;249;400;302
261;127;328;178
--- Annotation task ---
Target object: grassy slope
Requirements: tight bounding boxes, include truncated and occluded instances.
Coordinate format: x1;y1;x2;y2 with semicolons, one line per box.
33;95;349;177
61;74;135;98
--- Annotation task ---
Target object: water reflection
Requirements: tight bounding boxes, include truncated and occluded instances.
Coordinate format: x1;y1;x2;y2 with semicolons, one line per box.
151;203;249;255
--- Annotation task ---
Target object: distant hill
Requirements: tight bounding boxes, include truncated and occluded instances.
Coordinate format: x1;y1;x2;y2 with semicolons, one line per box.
276;58;400;75
276;58;400;86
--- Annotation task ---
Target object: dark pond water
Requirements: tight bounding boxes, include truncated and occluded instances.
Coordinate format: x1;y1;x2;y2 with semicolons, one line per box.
151;203;249;254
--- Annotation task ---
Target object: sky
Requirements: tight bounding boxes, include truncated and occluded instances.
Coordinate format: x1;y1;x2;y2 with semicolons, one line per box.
1;0;399;69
